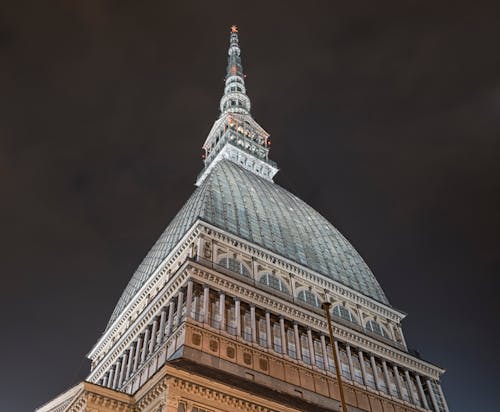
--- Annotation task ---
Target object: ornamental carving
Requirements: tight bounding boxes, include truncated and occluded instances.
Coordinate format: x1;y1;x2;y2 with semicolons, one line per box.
209;339;219;352
259;358;268;371
243;352;252;365
192;333;201;346
227;346;236;358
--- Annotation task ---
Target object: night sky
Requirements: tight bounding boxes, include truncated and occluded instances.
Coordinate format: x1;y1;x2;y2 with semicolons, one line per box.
1;1;499;411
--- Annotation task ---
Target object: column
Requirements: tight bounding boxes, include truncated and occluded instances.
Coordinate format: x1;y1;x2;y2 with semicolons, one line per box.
126;344;134;379
320;335;329;371
185;280;194;318
279;317;287;355
149;316;159;353
133;334;143;372
174;289;184;327
358;351;368;386
382;361;391;395
334;341;341;373
307;329;315;366
370;355;382;391
235;298;241;336
393;365;404;399
346;344;355;381
219;292;226;331
415;374;429;409
404;370;418;404
427;379;440;411
250;305;257;343
158;307;167;344
265;312;273;349
112;362;120;389
166;300;175;337
141;327;150;363
437;382;450;412
293;323;301;361
203;285;210;323
102;373;108;387
118;353;127;387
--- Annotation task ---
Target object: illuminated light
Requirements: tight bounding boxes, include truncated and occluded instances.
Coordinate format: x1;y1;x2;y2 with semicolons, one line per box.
231;25;238;33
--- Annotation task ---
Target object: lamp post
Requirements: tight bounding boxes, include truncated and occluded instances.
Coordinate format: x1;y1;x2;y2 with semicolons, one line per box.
322;302;348;412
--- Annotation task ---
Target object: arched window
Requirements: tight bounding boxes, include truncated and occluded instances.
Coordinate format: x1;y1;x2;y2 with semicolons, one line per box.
365;320;391;339
259;273;289;294
297;289;321;308
218;256;251;277
332;305;359;325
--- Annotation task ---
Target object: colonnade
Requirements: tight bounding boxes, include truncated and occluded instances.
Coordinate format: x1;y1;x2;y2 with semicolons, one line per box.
98;280;447;412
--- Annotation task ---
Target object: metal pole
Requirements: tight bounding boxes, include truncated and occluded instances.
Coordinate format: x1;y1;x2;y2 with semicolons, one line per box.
322;302;348;412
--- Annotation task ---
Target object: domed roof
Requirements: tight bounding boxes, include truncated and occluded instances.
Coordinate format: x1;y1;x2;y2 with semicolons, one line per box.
106;160;388;329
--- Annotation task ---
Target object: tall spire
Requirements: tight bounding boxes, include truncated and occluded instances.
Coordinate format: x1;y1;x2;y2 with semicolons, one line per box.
219;25;251;115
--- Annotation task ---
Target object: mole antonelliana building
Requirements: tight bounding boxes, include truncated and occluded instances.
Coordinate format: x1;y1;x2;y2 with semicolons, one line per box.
38;27;449;412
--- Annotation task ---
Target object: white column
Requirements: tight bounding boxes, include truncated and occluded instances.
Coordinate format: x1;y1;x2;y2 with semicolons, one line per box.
382;361;391;394
250;305;257;343
158;307;167;344
265;312;273;349
334;341;341;374
174;289;184;327
279;317;287;355
416;374;429;409
126;344;134;378
370;355;382;391
112;362;120;389
358;350;368;386
235;298;241;336
149;317;159;353
427;379;440;411
166;300;175;337
307;329;315;366
133;335;143;372
320;335;329;371
185;280;194;319
293;323;301;361
346;344;355;381
141;327;150;363
102;374;108;387
118;355;127;387
219;292;225;331
437;382;450;412
393;365;404;399
203;285;210;323
405;370;418;404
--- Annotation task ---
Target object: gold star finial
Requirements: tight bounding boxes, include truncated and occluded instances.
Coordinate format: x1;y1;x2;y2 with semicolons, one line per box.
231;25;238;33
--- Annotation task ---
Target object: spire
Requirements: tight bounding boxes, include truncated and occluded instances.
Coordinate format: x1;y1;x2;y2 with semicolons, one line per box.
219;25;251;115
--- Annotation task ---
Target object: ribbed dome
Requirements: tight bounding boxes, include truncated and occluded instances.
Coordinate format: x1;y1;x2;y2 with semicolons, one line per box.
106;160;388;329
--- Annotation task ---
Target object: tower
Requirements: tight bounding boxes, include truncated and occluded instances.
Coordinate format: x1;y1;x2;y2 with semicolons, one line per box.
37;26;449;412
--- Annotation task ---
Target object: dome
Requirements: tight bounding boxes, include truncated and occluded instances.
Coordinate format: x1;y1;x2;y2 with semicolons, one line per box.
106;160;388;329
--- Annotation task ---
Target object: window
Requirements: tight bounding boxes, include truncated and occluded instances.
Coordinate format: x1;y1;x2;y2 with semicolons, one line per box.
365;320;390;339
332;305;358;324
297;289;321;308
218;256;251;277
259;273;289;294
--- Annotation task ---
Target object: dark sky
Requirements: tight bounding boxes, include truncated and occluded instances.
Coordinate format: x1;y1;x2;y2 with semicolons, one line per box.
1;1;499;411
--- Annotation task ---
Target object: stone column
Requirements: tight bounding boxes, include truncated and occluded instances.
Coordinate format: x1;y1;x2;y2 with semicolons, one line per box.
141;327;150;363
346;344;355;381
437;382;450;412
102;373;108;387
415;374;429;409
382;361;391;394
185;280;194;319
158;307;167;344
203;285;210;323
112;362;120;389
370;355;382;391
404;370;418;405
358;350;368;386
293;323;301;361
320;335;329;371
279;317;287;355
265;312;273;349
166;300;175;337
149;316;159;353
235;298;241;336
133;335;143;372
307;329;315;365
126;344;134;379
427;379;440;411
393;365;404;399
334;341;341;374
174;289;184;327
219;292;226;331
250;305;257;343
118;353;127;387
